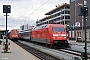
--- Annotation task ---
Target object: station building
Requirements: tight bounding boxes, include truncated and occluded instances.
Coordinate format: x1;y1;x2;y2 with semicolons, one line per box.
36;3;70;26
70;0;90;42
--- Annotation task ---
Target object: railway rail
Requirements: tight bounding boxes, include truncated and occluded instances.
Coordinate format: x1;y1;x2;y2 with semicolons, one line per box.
15;40;90;60
15;41;60;60
59;48;90;59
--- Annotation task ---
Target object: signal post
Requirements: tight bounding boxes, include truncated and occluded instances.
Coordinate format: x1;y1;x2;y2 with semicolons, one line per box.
3;5;11;53
78;0;88;60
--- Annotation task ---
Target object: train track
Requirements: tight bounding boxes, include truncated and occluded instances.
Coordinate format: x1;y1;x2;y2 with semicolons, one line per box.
15;41;61;60
58;48;90;59
29;40;90;59
59;49;81;56
15;40;90;60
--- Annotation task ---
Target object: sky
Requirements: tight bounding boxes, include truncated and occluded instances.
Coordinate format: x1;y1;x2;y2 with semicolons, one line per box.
0;0;69;30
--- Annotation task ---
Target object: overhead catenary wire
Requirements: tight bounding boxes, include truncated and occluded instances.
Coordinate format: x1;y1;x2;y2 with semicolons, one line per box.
12;0;49;26
7;0;13;4
7;0;11;3
0;0;13;30
31;0;40;8
8;0;13;4
12;0;40;28
8;0;39;29
16;0;40;23
1;0;50;30
23;0;49;24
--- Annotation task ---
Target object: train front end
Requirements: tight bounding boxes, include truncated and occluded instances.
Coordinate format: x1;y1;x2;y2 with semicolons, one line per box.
10;29;19;41
51;25;68;47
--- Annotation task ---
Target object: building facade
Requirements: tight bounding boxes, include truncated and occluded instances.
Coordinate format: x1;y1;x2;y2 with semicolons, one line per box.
70;0;90;42
36;3;70;26
70;0;90;26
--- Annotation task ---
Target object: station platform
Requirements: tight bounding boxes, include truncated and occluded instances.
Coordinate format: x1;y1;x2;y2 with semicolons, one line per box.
0;39;40;60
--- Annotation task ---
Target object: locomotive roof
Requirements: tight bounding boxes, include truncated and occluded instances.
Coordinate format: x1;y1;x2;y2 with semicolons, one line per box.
33;24;48;30
10;29;19;31
33;24;65;30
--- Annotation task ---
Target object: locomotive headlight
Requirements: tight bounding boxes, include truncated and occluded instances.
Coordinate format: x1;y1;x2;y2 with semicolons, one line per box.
53;34;58;36
64;37;66;38
53;37;55;39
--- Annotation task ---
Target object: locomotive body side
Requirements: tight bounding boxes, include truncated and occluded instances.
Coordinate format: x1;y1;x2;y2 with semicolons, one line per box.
31;28;50;44
31;24;68;47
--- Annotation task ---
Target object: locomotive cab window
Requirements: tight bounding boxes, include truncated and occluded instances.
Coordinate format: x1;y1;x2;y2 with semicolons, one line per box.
11;32;14;34
52;27;64;32
16;31;19;34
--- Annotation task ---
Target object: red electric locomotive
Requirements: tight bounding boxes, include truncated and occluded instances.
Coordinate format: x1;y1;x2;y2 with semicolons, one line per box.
9;29;19;41
31;24;68;47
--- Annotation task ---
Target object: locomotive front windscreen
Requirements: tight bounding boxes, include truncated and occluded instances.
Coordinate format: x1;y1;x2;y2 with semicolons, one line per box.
52;27;64;32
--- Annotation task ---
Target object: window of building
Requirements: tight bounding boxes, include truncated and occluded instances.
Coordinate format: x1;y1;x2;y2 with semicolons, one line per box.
57;13;60;16
65;6;70;9
61;16;64;20
70;0;75;2
62;11;64;14
65;11;70;14
59;17;61;20
56;18;60;21
77;32;81;37
68;16;70;19
62;7;64;9
65;16;70;19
